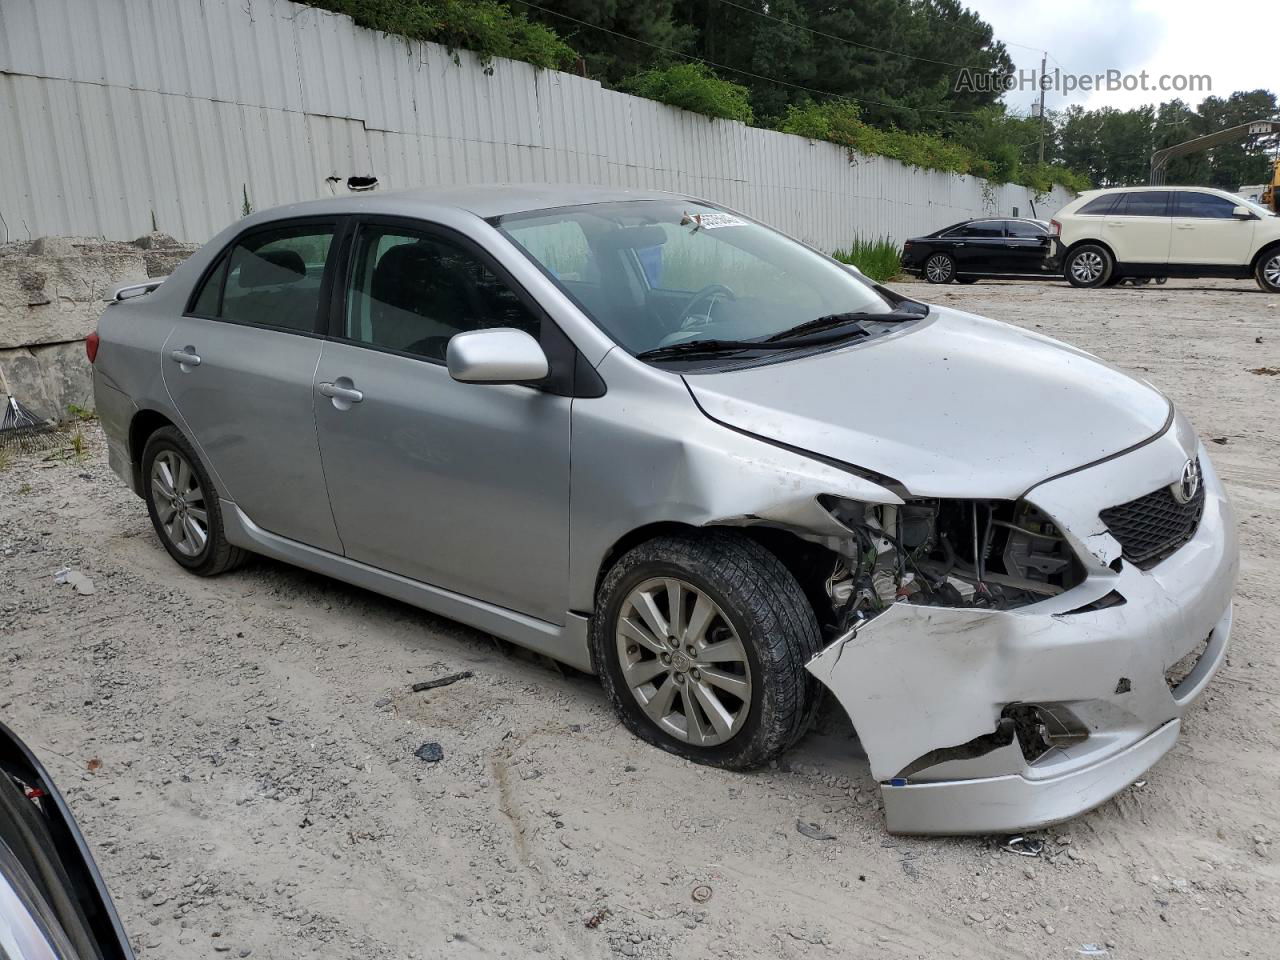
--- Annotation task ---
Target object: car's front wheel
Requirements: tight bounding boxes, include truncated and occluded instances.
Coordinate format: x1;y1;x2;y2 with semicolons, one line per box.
1065;244;1114;287
1256;249;1280;293
592;533;821;770
923;252;956;284
141;426;248;576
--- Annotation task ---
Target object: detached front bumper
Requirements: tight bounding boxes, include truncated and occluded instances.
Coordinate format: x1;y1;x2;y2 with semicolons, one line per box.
807;435;1238;835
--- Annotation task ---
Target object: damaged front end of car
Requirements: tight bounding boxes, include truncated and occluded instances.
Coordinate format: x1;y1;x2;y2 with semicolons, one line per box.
792;437;1237;835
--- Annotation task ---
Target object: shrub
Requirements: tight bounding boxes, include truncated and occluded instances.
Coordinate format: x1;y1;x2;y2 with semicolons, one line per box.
622;64;754;123
831;236;902;283
300;0;577;71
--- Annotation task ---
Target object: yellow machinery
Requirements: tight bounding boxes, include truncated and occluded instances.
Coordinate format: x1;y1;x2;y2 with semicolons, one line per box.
1262;156;1280;213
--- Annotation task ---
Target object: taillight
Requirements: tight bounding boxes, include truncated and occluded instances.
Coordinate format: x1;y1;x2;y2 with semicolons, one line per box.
1050;219;1062;236
85;331;100;364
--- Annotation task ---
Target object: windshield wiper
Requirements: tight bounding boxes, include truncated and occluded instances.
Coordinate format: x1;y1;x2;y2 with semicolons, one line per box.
635;338;799;361
764;308;923;343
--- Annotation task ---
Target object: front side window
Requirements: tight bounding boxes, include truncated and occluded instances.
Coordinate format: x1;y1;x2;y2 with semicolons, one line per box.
1118;192;1172;217
1175;192;1240;219
950;221;1003;237
344;225;539;362
190;224;334;332
499;200;896;356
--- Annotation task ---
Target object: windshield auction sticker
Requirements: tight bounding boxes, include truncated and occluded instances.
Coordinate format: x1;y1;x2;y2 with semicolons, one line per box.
682;211;747;230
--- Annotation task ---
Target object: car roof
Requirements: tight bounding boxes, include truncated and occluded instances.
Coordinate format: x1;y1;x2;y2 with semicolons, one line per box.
1083;185;1232;195
252;184;684;222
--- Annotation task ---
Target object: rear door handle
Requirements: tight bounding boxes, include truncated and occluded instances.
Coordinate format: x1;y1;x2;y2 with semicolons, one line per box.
168;347;201;367
318;381;364;404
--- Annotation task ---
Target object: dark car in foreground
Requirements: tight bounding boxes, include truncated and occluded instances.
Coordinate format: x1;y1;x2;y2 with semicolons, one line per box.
903;218;1057;283
1;721;134;959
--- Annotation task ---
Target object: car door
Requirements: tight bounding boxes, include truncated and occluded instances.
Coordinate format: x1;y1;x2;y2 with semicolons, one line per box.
1100;191;1172;264
162;220;344;553
1170;191;1256;265
947;220;1006;273
312;218;571;624
1002;219;1052;274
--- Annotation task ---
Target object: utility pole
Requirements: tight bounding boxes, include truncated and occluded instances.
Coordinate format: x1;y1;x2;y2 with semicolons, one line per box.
1037;52;1047;166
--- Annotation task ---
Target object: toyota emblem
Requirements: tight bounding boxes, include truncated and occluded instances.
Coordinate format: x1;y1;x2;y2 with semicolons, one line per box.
1171;459;1201;505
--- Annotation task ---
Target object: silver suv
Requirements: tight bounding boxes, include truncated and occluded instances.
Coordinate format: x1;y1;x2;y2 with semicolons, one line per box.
92;186;1236;834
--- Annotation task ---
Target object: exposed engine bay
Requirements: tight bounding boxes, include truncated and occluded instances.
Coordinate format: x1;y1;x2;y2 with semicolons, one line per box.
815;497;1085;630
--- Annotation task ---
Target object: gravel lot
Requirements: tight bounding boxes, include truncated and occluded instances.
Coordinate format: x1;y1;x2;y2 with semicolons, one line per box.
1;277;1277;959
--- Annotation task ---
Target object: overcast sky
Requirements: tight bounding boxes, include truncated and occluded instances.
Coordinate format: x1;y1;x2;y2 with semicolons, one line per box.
962;0;1275;114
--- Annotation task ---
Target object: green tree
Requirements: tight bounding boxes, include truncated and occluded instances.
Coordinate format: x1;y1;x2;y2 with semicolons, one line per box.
515;0;694;83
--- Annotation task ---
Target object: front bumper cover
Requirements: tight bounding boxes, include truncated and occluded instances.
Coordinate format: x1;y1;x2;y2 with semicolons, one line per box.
807;435;1237;835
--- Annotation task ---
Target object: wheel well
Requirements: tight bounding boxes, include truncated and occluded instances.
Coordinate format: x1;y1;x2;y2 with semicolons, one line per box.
127;409;176;489
1251;240;1280;272
593;522;839;629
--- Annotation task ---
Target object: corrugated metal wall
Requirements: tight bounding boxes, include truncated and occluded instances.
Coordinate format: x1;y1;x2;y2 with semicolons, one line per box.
0;0;1075;247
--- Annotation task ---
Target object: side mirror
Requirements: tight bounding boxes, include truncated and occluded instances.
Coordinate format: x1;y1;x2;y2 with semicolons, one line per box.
1232;205;1257;219
446;328;549;384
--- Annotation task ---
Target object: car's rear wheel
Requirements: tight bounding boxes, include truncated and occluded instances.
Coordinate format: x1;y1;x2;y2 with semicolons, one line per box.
141;426;248;576
592;533;821;769
1065;244;1114;287
1256;249;1280;293
923;253;956;284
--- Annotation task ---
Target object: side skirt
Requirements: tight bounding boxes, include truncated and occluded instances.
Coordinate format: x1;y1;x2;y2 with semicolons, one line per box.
221;500;594;673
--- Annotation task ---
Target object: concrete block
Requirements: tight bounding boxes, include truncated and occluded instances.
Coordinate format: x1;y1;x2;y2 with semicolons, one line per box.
0;342;92;422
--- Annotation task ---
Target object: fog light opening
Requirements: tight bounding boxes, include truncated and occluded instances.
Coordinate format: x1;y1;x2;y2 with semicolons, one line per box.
1002;703;1088;764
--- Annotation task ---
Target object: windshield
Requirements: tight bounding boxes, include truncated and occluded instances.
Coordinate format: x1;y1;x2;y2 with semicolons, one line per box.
497;200;895;356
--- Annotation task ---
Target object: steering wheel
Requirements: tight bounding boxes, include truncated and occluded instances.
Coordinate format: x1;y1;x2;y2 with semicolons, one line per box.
676;283;737;330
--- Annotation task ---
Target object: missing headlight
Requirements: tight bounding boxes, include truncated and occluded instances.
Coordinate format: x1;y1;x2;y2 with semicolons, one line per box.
819;496;1085;629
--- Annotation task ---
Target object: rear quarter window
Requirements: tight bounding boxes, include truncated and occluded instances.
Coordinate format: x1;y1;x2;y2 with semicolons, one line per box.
1077;194;1121;216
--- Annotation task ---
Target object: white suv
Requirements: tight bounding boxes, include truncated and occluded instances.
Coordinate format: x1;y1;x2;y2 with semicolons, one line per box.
1051;185;1280;291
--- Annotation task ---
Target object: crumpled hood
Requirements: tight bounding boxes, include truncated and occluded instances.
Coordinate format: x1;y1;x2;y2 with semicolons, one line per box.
685;306;1171;499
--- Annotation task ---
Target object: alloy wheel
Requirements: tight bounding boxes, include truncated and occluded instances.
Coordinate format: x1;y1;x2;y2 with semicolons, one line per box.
616;577;752;747
150;449;208;557
1265;254;1280;290
925;255;953;283
1070;251;1104;284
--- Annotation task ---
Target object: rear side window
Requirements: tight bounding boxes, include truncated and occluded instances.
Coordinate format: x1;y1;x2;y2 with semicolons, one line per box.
1006;220;1046;238
1117;192;1172;217
189;224;335;332
1077;194;1121;215
1175;192;1240;219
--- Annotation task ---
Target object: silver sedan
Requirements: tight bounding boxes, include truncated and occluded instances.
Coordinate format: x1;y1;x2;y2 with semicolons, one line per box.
91;185;1236;834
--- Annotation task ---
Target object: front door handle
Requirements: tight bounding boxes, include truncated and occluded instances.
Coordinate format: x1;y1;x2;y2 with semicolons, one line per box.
319;380;364;405
169;347;201;367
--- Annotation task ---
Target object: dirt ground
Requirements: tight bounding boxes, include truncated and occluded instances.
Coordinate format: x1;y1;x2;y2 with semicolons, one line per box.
2;277;1277;960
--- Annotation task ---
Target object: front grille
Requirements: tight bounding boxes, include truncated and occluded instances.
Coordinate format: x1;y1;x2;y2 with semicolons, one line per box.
1099;465;1205;570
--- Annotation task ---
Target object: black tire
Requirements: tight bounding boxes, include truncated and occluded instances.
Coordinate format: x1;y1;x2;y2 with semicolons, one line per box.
1256;248;1280;293
591;532;822;770
923;252;956;284
1065;243;1114;288
1155;276;1168;285
141;426;248;576
955;277;979;285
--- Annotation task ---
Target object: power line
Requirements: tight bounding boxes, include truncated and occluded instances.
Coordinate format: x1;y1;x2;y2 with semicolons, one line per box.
516;1;1018;118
